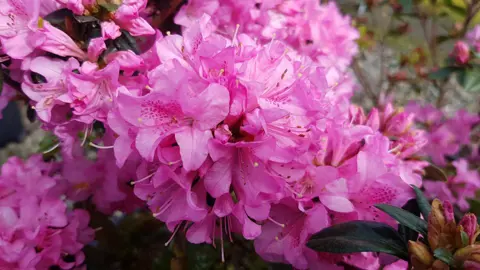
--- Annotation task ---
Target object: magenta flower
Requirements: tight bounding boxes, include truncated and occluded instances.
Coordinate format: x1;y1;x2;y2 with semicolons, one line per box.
452;40;470;64
0;0;40;59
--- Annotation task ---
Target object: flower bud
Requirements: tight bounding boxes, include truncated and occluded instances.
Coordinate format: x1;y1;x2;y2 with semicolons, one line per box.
443;201;455;224
429;199;446;229
454;245;480;262
431;259;449;270
459;214;478;242
409;240;434;267
453;41;470;64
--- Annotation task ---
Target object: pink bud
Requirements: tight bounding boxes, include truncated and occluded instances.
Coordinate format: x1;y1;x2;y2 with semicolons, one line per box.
460;213;478;239
442;200;455;223
453;41;470;64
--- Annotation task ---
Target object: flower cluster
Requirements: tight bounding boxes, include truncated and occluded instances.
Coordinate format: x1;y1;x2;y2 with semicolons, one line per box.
0;155;94;269
175;0;359;72
406;102;479;211
0;0;427;269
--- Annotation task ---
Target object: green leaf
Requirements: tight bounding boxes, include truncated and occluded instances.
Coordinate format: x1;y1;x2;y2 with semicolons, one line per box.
461;231;469;246
413;186;432;219
458;68;480;92
442;0;467;17
428;67;458;80
434;248;456;267
399;0;413;13
307;221;408;260
38;133;60;153
375;204;428;236
99;2;120;12
424;164;448;182
398;199;421;243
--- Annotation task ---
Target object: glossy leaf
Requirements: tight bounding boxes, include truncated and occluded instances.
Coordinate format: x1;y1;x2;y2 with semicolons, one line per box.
375;204;428;236
424;164;448;182
457;68;480;92
398;199;421;242
307;221;408;260
413;186;432;219
434;248;456;267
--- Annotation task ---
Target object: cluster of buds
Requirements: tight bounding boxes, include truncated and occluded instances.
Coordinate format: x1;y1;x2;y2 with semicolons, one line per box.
408;199;480;269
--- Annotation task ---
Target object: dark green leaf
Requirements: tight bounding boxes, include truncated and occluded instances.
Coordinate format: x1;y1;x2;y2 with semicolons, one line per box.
38;133;59;153
399;0;413;13
461;231;469;246
99;2;121;12
428;67;459;80
307;221;408;260
434;248;456;267
398;199;421;242
413;186;432;219
375;204;428;236
424;164;448;182
457;68;480;92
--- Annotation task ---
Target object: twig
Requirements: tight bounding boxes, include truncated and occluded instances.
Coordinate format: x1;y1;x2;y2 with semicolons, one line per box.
352;58;377;103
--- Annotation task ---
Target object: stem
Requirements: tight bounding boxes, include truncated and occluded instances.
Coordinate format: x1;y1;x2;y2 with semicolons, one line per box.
170;232;187;270
352;58;378;103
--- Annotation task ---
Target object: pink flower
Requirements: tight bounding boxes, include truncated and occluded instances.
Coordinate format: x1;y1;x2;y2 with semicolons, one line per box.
113;0;155;36
21;56;79;122
117;80;229;168
0;155;94;269
0;0;41;59
452;41;470;64
101;21;122;40
34;21;87;59
65;61;120;121
254;199;330;269
467;25;480;52
175;1;359;71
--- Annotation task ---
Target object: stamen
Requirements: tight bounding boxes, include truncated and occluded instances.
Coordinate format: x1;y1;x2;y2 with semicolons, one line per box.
165;224;181;246
220;218;225;263
94;227;103;232
88;142;114;149
153;199;173;217
130;172;155;185
43;143;60;154
212;217;216;248
227;216;233;242
268;33;276;53
232;24;240;45
268;216;285;228
80;125;90;147
253;162;259;167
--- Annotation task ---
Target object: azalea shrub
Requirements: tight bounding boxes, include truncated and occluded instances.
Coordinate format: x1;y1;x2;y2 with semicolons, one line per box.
0;0;478;270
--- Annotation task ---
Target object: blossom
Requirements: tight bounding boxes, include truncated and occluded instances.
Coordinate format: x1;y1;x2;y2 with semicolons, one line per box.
0;0;41;59
0;155;94;269
175;0;359;71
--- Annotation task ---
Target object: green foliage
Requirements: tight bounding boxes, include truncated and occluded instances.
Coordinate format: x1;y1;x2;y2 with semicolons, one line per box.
413;185;432;219
457;68;480;92
375;204;428;236
433;248;456;267
307;221;409;260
